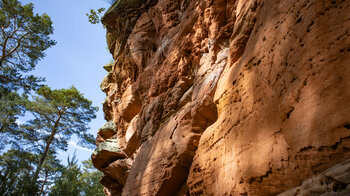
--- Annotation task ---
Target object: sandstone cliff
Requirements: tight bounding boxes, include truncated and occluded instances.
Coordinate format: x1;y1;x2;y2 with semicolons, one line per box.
92;0;350;195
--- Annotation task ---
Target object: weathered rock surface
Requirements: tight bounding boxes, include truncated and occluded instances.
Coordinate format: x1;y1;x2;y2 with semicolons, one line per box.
92;0;350;195
92;139;127;170
98;121;117;139
102;159;132;186
278;158;350;196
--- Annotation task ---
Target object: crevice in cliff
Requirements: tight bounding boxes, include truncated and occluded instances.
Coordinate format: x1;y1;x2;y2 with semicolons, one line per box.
317;135;350;152
248;167;273;184
229;0;260;65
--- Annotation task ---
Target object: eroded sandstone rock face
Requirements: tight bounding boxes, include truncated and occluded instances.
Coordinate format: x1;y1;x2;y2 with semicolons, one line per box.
92;0;350;195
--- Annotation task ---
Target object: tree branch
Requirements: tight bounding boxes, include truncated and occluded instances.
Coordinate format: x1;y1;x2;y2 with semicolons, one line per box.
56;124;81;134
5;33;28;58
0;25;22;66
0;31;9;66
0;27;7;40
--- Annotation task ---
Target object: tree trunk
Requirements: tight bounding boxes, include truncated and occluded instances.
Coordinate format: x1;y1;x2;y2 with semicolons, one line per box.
38;169;48;196
32;128;56;185
0;57;4;67
0;34;8;67
32;114;61;185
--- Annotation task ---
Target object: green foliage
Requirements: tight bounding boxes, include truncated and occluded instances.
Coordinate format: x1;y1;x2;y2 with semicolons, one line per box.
0;148;64;195
0;0;55;150
49;153;83;196
0;85;98;194
0;0;55;92
86;8;105;24
0;149;38;195
24;85;98;150
86;0;119;25
19;85;98;186
49;157;104;196
0;90;27;150
0;1;102;195
80;159;105;196
86;0;124;25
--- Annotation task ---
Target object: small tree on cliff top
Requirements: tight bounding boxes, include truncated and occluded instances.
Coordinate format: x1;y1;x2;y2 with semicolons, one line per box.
20;85;98;187
86;0;118;25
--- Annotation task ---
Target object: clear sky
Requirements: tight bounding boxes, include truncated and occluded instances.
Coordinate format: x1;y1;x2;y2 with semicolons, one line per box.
20;0;112;164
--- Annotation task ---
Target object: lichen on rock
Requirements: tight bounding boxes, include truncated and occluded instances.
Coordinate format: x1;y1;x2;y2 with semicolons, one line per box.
92;139;126;170
98;121;117;140
103;63;113;72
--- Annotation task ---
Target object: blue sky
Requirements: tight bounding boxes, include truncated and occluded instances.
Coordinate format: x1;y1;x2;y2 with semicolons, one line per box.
20;0;112;164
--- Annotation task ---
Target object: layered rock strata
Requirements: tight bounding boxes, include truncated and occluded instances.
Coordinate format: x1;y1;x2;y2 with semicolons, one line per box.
92;0;350;195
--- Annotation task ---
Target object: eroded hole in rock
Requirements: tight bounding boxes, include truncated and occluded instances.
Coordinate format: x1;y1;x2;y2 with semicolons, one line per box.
232;79;237;85
286;107;295;119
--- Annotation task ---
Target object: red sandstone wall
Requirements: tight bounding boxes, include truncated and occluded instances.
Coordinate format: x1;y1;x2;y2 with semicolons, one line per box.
92;0;350;195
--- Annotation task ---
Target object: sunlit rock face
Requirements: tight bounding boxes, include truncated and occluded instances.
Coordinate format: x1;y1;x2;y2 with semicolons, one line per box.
92;0;350;195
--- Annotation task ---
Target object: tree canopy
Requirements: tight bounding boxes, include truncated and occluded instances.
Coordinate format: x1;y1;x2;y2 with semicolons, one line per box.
0;0;56;92
1;85;99;194
49;156;104;196
0;0;56;149
86;0;117;25
0;90;26;150
25;85;98;149
21;85;98;185
0;149;37;195
0;0;104;195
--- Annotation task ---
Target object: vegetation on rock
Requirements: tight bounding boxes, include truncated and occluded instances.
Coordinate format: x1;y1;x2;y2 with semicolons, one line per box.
86;8;106;25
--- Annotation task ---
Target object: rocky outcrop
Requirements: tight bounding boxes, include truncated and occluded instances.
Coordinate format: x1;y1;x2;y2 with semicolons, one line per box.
92;0;350;195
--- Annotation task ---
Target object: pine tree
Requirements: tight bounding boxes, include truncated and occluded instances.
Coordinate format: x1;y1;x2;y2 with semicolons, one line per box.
49;153;83;196
0;0;55;91
0;0;55;148
21;85;98;188
80;159;105;196
0;149;37;195
49;157;104;196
